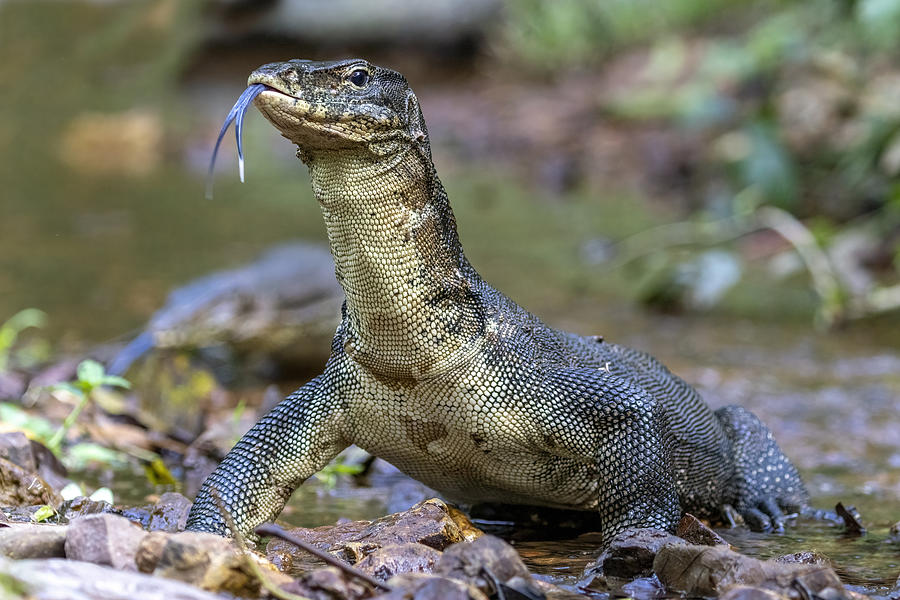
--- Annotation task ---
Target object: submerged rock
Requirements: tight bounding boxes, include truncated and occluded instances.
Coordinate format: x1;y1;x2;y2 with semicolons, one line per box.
653;543;849;598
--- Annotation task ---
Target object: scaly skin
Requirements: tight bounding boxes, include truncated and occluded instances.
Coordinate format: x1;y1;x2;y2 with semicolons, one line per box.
186;59;809;543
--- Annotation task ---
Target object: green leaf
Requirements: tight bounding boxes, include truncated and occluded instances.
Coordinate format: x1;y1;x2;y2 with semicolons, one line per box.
51;382;85;397
32;505;55;523
76;359;106;389
99;374;131;389
144;457;177;486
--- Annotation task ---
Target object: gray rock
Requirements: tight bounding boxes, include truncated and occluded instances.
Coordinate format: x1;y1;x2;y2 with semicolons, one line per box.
436;535;543;599
0;524;67;559
0;556;224;600
64;513;148;570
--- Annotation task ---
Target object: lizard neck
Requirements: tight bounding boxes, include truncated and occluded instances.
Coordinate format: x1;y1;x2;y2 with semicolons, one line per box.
305;148;483;382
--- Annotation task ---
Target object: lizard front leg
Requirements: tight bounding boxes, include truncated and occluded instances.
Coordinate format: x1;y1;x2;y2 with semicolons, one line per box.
186;372;348;538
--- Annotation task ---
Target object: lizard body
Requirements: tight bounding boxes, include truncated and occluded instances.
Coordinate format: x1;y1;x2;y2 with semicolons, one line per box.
186;59;809;543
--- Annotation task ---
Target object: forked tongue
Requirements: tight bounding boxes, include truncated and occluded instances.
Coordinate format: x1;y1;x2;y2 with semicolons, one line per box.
205;83;267;199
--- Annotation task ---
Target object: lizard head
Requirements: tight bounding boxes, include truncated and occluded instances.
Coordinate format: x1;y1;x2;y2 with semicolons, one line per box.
248;59;430;161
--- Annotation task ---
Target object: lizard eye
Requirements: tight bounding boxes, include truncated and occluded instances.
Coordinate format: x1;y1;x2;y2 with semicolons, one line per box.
347;69;369;88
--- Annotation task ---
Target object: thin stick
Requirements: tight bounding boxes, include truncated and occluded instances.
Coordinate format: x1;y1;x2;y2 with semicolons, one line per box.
255;522;393;592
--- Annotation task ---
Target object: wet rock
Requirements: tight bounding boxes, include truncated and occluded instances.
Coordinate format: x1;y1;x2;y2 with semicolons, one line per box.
835;502;866;535
0;371;26;399
267;499;482;572
677;513;730;547
281;565;371;600
0;524;67;558
0;456;62;507
119;492;194;532
774;550;833;567
436;535;543;599
59;496;119;521
619;575;667;599
141;530;285;596
376;573;489;600
0;556;225;600
720;585;789;600
147;492;192;532
356;543;443;580
653;543;848;598
887;520;900;543
582;528;686;582
65;513;148;570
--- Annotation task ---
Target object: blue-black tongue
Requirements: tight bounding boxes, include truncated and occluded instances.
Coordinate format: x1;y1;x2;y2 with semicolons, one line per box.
205;83;267;199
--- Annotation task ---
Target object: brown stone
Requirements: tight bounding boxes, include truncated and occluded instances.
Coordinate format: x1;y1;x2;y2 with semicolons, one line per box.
676;513;731;547
653;543;848;598
0;456;62;507
436;535;540;598
64;513;148;570
0;524;68;559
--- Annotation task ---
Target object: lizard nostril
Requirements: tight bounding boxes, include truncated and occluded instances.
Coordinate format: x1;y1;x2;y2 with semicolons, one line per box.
283;68;300;84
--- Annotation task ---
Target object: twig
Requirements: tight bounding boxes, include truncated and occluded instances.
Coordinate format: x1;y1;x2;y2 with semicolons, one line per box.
255;522;393;592
211;489;312;600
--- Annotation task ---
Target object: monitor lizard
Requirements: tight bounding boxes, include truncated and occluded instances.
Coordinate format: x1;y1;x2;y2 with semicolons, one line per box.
186;59;812;544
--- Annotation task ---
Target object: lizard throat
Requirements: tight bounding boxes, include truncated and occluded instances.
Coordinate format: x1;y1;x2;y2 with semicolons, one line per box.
306;149;483;381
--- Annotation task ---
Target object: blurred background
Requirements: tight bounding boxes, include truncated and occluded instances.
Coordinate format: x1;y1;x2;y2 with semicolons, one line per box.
1;0;899;585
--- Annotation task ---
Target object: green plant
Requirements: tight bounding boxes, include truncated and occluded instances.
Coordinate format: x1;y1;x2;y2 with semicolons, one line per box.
47;359;130;451
0;308;46;373
314;456;365;489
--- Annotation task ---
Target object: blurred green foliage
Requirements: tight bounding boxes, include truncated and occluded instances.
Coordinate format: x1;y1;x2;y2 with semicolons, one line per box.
501;0;900;322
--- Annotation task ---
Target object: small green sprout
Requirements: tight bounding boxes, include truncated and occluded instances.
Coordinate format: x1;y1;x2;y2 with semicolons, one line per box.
47;359;131;452
314;456;365;489
31;504;55;523
0;308;47;373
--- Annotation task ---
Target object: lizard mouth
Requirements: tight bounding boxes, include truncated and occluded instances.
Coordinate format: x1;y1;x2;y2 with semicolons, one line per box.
205;83;267;199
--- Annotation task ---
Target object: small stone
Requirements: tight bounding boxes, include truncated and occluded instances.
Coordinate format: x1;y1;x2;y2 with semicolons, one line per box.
135;531;169;573
0;457;62;507
436;535;542;599
377;573;489;600
355;543;443;580
147;492;192;532
151;531;257;596
677;513;730;547
582;528;686;580
0;524;68;559
65;513;148;570
888;520;900;543
720;585;789;600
